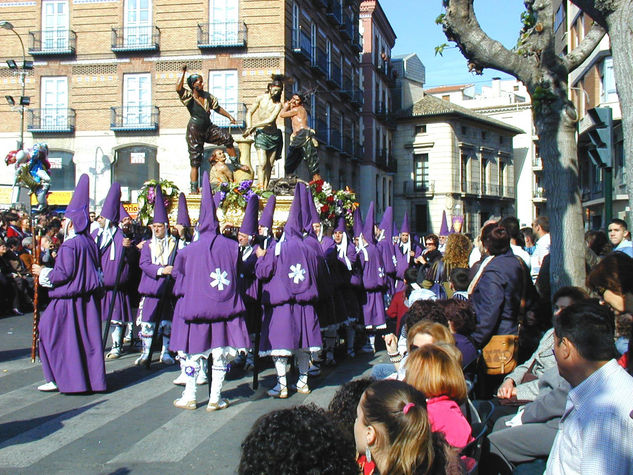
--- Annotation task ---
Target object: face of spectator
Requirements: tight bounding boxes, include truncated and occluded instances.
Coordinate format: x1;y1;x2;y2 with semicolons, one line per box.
0;243;7;256
600;289;625;314
553;296;574;317
20;217;30;230
524;235;534;247
607;223;627;247
425;239;437;251
89;212;96;222
532;221;546;239
409;333;434;351
400;232;409;244
439;235;447;245
333;231;343;244
353;396;375;457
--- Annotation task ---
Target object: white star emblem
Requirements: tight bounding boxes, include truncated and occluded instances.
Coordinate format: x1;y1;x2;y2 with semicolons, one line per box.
210;267;230;291
378;267;385;278
288;263;306;284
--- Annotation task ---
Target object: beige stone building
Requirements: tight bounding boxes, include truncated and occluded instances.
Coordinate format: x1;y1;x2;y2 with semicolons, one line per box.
393;94;522;236
0;0;363;209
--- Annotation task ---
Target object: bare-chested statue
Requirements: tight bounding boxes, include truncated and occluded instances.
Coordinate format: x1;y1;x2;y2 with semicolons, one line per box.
242;75;285;190
280;92;321;182
176;64;243;193
208;148;234;191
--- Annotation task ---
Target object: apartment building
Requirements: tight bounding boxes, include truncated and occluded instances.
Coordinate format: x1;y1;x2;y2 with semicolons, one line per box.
0;0;363;210
358;0;396;216
392;93;521;236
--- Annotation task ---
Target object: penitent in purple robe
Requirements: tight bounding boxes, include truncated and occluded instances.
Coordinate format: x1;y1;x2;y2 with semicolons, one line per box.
358;202;387;329
137;237;177;323
38;233;106;393
92;227;132;323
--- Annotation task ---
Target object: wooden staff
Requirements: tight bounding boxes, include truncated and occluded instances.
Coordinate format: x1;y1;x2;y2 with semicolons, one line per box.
30;218;42;363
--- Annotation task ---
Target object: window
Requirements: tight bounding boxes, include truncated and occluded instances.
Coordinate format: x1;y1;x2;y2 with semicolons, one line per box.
442;94;450;101
292;2;299;46
481;157;488;194
460;152;468;192
382;177;386;211
326;102;331;144
415;204;428;233
123;73;151;126
113;145;159;191
601;57;617;104
309;93;316;129
554;4;565;32
499;161;505;193
499;135;504;144
124;0;152;48
209;0;239;44
461;126;468;135
481;131;487;140
47;150;75;191
414;154;429;191
42;0;69;51
41;76;68;128
208;70;238;126
415;125;426;135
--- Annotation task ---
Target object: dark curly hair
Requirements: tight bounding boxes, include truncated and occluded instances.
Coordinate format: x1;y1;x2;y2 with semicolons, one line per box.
482;223;510;255
328;378;373;440
403;300;448;335
438;299;476;336
238;404;358;475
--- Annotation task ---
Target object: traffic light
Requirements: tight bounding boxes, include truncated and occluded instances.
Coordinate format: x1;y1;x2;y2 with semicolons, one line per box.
586;107;613;168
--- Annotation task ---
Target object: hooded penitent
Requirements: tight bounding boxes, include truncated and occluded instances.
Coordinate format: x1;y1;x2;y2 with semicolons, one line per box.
377;206;396;276
101;182;121;223
259;195;276;234
176;193;191;228
65;174;91;234
119;204;131;221
239;194;259;238
153;184;169;225
439;210;449;236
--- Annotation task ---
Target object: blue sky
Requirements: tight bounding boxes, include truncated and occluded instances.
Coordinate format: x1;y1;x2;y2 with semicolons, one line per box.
380;0;526;89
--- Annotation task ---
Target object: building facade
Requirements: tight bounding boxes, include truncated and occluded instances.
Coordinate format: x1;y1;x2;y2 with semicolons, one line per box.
358;0;396;216
0;0;363;210
392;94;521;236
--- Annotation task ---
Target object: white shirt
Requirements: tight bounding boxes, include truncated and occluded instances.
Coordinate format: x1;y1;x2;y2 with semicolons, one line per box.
545;359;633;475
510;243;531;268
530;233;550;283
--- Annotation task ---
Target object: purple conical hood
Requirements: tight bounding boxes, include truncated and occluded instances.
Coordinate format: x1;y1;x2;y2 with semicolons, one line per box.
240;194;259;236
66;174;90;233
259;195;276;231
101;182;121;223
153;184;168;224
177;193;191;227
401;212;410;234
379;206;393;240
334;215;346;233
284;183;304;238
213;191;222;210
307;188;320;225
120;203;131;221
362;202;376;244
392;221;398;237
198;171;218;235
352;207;363;238
439;210;449;236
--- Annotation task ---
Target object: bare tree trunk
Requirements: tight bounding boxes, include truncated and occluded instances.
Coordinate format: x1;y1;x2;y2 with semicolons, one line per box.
533;100;587;289
606;2;633;225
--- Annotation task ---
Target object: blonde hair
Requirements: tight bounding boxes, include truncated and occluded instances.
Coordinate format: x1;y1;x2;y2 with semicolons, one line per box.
407;320;455;352
443;233;472;269
361;380;434;475
405;344;468;404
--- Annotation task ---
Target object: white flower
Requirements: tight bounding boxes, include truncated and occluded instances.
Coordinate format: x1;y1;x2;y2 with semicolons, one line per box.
164;187;172;196
288;263;306;284
322;181;332;195
210;268;230;291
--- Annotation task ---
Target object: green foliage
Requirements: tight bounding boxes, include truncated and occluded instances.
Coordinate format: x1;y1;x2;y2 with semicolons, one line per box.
435;43;449;56
435;13;446;25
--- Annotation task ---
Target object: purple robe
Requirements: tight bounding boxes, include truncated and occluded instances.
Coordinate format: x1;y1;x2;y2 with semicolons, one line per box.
137;238;177;323
238;244;260;334
38;233;106;393
333;239;361;320
358;243;387;328
395;240;422;292
92;228;132;323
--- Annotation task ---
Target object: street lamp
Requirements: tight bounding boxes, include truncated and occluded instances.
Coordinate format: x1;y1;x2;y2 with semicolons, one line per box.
1;20;32;150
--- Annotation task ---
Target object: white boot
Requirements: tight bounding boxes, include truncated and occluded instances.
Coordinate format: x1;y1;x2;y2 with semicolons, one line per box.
134;322;155;367
173;358;187;385
107;324;124;359
293;351;311;394
173;358;198;410
268;356;288;398
196;357;208;385
159;320;175;365
206;359;229;412
37;381;58;392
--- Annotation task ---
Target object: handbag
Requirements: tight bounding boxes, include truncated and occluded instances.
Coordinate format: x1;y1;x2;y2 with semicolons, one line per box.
482;334;519;375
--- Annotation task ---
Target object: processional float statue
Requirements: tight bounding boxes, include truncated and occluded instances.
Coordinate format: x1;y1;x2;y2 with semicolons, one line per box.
5;142;51;211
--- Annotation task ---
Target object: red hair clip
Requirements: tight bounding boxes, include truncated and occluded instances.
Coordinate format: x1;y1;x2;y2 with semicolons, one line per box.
403;402;415;415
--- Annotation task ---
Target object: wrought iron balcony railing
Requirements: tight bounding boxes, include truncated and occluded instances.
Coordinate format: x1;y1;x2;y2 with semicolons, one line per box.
111;25;160;52
27;108;76;133
353;141;364;160
404;181;435;195
327;61;342;88
111;106;159;131
327;128;342;151
326;1;343;25
342;135;353;156
351;88;364;107
212;103;247;128
315;118;328;145
29;29;76;55
292;27;311;61
197;22;247;48
311;46;329;76
340;12;354;39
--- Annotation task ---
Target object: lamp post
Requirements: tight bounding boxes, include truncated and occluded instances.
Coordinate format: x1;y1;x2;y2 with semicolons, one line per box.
1;20;32;151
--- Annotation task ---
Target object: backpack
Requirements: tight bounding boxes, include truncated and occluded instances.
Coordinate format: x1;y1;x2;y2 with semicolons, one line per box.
429;260;447;300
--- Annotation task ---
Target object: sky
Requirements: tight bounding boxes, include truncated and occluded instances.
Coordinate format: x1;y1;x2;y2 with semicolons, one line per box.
380;0;527;90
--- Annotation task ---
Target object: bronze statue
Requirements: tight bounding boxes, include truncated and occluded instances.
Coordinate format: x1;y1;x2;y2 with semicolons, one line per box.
176;65;247;193
280;92;321;182
243;75;285;190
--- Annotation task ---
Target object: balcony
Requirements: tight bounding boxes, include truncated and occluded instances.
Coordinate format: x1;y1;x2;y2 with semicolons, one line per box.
110;106;159;131
532;156;543;170
403;181;435;196
460;181;480;195
315;118;328;144
111;25;160;52
503;186;515;198
351;88;364;107
326;61;342;88
341;135;352;156
291;28;311;62
533;187;547;201
376;102;388;120
340;75;352;97
27;108;76;133
326;1;343;25
339;12;353;39
485;184;500;196
353;141;364;160
29;29;76;56
311;45;329;76
197;22;247;48
376;149;387;169
352;29;363;53
327;128;342;151
212;103;247;128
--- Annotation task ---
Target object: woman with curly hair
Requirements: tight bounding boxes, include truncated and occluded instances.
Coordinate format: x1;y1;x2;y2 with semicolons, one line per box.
239;404;358;475
354;379;463;475
423;233;472;295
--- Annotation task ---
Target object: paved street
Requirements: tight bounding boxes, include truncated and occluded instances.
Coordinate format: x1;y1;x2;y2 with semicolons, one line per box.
0;313;378;475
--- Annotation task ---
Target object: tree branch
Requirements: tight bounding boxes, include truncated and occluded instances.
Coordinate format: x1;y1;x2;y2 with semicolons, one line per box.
568;0;608;29
443;0;531;81
563;22;607;72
